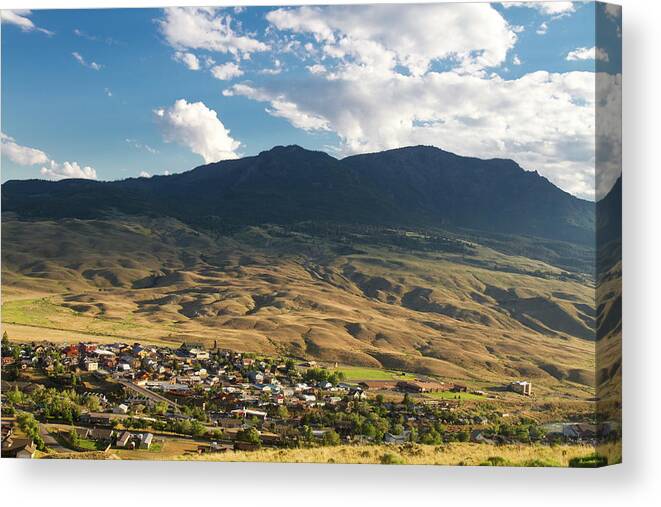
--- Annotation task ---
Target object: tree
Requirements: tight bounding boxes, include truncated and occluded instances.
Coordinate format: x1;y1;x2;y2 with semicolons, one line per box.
322;429;341;446
276;405;290;420
69;427;80;448
236;427;261;446
191;419;206;437
85;395;101;412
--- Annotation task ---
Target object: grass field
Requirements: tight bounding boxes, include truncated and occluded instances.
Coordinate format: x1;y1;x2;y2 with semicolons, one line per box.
176;442;620;467
332;366;418;381
425;391;485;401
38;441;619;466
2;216;598;400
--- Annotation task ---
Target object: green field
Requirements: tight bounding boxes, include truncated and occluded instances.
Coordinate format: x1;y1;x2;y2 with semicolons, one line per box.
333;366;418;381
425;391;485;401
1;298;70;327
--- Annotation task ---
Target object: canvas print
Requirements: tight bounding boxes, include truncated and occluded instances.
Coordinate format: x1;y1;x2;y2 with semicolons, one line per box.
1;2;621;467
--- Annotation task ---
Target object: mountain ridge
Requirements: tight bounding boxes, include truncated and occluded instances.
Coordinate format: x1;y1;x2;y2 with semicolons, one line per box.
2;144;595;245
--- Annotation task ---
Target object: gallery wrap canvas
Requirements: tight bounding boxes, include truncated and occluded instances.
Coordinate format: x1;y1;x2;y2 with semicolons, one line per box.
0;2;621;467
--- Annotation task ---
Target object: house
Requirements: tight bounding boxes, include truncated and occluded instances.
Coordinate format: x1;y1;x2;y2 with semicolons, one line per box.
116;431;133;448
89;428;115;443
137;433;154;449
450;384;468;393
83;359;98;372
1;437;37;458
509;381;532;396
384;431;411;444
231;408;268;420
75;427;91;439
113;403;129;414
81;412;113;426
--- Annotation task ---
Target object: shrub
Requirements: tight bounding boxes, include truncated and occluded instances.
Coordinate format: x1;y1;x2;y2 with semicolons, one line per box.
569;454;608;468
480;456;509;466
380;452;405;465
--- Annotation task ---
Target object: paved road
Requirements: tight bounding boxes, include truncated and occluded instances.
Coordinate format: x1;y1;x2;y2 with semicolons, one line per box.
116;379;180;410
39;423;70;453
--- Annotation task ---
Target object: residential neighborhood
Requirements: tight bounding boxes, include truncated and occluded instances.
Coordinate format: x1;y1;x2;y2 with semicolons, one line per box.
1;334;619;460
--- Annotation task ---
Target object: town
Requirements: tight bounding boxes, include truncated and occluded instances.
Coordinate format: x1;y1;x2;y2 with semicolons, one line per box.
1;333;617;462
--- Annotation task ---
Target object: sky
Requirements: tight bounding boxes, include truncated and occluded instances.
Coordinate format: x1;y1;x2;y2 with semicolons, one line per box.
1;2;621;200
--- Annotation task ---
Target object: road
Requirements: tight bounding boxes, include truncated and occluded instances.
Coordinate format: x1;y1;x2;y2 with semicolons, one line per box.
39;423;70;453
115;379;180;410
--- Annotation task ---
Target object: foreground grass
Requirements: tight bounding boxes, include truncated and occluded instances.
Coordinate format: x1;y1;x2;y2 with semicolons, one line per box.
174;443;621;467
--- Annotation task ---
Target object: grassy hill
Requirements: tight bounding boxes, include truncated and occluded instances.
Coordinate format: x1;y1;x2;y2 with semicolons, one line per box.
1;214;597;399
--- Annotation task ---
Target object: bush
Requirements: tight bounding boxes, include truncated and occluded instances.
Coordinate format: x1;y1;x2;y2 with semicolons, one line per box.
521;459;559;467
569;454;608;468
480;456;509;466
380;452;405;465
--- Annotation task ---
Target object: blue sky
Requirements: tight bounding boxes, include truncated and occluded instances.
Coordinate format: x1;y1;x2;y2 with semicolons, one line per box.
1;3;621;199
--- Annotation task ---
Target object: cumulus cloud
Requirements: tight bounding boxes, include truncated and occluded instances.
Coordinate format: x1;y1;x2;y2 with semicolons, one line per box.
173;51;200;70
139;171;151;178
210;62;244;80
1;132;49;165
1;9;53;35
154;99;241;163
2;132;97;181
40;160;97;180
226;69;615;199
72;51;102;70
567;46;610;62
266;3;517;76
536;22;548;35
223;85;329;131
503;2;575;16
157;7;269;58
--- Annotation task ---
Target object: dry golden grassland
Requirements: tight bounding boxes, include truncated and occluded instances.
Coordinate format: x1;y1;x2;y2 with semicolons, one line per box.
2;216;598;400
176;442;620;466
37;442;620;467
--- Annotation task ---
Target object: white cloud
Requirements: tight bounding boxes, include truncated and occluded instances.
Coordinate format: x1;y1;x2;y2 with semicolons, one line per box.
2;132;97;181
604;4;621;20
40;160;97;180
105;88;113;97
125;138;158;154
266;4;517;76
139;171;151;178
503;2;575;16
536;22;548;35
173;51;200;70
72;51;102;70
512;55;522;66
223;85;329;131
210;62;244;80
226;69;611;200
260;59;283;75
154;99;241;163
566;46;610;62
307;64;327;75
1;9;53;35
1;132;49;166
158;7;269;58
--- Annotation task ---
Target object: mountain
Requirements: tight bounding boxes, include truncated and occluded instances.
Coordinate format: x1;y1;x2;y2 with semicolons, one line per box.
1;145;595;245
1;145;602;395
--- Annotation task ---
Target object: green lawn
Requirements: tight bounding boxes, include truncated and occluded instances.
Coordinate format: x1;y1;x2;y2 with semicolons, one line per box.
333;366;418;382
76;438;105;451
425;391;484;401
1;298;68;327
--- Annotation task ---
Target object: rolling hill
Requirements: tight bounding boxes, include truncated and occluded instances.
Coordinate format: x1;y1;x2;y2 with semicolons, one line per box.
1;145;604;399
